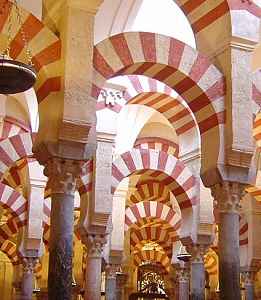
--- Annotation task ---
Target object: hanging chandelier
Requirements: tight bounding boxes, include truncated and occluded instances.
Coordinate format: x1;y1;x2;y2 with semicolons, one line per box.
177;245;191;263
0;0;37;94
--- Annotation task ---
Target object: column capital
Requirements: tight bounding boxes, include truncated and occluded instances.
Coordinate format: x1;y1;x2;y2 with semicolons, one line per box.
176;266;190;283
82;233;107;258
116;272;128;288
186;244;209;263
241;269;257;285
21;257;38;274
44;158;84;195
105;264;120;279
210;181;246;214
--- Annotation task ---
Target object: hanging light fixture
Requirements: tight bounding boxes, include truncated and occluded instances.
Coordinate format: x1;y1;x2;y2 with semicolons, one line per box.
177;245;191;263
0;0;37;94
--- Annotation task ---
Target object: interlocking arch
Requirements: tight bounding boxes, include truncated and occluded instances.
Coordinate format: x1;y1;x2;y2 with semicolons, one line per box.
112;148;197;238
93;32;225;175
125;201;181;232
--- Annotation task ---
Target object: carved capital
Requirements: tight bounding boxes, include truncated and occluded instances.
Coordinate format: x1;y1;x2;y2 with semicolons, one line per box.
176;266;190;283
116;272;128;288
44;158;83;195
21;257;38;274
187;244;209;263
105;264;120;279
82;234;107;258
242;270;257;285
210;181;246;214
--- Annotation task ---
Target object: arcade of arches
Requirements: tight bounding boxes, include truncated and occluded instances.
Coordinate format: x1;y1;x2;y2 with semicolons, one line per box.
0;0;261;300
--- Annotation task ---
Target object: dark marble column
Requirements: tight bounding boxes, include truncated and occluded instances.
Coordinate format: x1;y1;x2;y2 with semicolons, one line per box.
242;269;257;300
116;272;128;300
188;245;208;300
44;159;82;300
211;182;244;300
177;265;190;300
83;234;106;300
105;264;119;300
20;257;38;300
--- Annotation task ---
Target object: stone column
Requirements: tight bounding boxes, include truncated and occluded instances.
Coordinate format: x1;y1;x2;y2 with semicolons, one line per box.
83;234;106;300
177;265;190;300
116;272;128;300
20;257;38;300
188;244;208;300
44;158;82;300
105;264;119;300
211;182;244;300
242;269;257;300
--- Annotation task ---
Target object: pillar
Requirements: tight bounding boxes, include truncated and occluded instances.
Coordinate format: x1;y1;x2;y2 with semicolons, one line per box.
177;265;190;300
105;264;118;300
83;234;106;300
211;182;244;300
20;257;38;300
242;269;257;300
188;244;208;300
44;158;82;300
116;272;128;300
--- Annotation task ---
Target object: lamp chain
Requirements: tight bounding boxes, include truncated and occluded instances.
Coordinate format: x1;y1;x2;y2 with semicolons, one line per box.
13;0;33;65
0;0;33;65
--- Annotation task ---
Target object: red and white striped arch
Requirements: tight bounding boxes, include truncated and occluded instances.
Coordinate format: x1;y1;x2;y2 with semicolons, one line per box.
0;183;27;226
0;239;19;265
1;116;30;141
130;227;179;257
0;133;35;179
93;32;225;172
128;180;171;207
125;201;181;232
253;112;261;148
253;70;261;147
2;158;29;190
134;137;179;158
77;160;94;197
133;250;170;272
122;75;199;149
127;92;200;149
239;214;248;246
112;148;198;210
0;218;18;245
0;2;61;103
174;0;261;36
123;75;180;101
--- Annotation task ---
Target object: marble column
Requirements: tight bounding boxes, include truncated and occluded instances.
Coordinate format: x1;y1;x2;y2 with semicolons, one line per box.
44;158;82;300
177;265;190;300
242;269;257;300
188;244;208;300
211;182;244;300
20;257;38;300
105;264;119;300
116;272;128;300
83;234;106;300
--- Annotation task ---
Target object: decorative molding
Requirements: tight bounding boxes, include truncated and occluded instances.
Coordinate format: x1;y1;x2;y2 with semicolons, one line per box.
21;257;39;274
59;119;92;144
210;182;246;214
44;158;84;195
82;234;107;258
